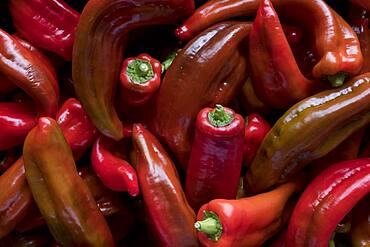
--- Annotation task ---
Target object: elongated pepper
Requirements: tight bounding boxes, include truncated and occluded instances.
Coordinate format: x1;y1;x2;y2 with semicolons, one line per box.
91;135;139;196
195;179;303;247
132;124;199;247
287;158;370;247
185;105;244;211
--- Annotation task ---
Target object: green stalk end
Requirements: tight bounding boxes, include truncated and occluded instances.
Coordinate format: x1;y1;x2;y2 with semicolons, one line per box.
327;72;347;88
194;211;223;241
126;59;154;84
208;104;234;127
161;51;178;73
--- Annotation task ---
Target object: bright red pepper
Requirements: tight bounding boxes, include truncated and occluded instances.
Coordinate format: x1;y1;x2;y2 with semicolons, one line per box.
132;124;199;246
286;158;370;247
249;0;320;109
0;29;59;117
119;54;162;106
0;149;17;174
9;0;80;60
243;113;270;167
91;135;139;196
0;102;37;150
185;105;244;211
56;98;98;160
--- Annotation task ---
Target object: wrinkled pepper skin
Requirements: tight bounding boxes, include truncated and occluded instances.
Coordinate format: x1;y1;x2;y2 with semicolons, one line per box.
0;159;32;239
91;135;139;196
119;54;162;106
72;0;194;140
176;0;363;79
243;113;270;167
56;98;97;160
132;124;199;247
9;0;80;60
0;29;59;117
195;180;303;247
286;158;370;247
23;117;114;247
150;22;250;169
0;99;99;239
0;102;37;150
351;197;370;247
246;73;370;193
185;106;244;211
249;0;317;109
351;0;370;11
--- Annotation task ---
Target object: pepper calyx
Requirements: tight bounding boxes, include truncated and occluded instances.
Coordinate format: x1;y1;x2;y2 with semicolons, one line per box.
208;104;234;127
327;72;347;88
161;51;178;73
194;210;223;241
126;59;154;84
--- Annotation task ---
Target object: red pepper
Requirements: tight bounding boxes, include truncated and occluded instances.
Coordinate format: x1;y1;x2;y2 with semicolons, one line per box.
9;0;80;60
56;98;98;160
0;73;17;97
243;113;270;167
119;54;162;106
351;0;370;10
249;0;319;109
0;149;17;174
91;135;139;196
0;102;37;150
350;197;370;247
286;158;370;247
0;29;59;117
132;124;199;246
282;24;302;46
185;105;244;211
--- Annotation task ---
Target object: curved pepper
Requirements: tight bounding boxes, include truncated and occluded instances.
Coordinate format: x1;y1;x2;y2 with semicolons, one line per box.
249;0;318;109
72;0;194;140
351;197;370;247
286;158;370;247
0;149;17;174
9;0;80;60
0;98;98;239
57;98;97;160
23;117;114;246
185;105;244;211
150;22;250;169
239;78;271;116
119;53;162;106
243;113;270;167
132;124;199;246
176;0;363;80
246;72;370;193
0;29;59;117
0;102;37;150
91;135;139;196
351;0;370;10
194;179;303;247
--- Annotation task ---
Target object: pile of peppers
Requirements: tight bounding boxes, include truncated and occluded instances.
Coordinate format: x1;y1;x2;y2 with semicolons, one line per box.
0;0;369;246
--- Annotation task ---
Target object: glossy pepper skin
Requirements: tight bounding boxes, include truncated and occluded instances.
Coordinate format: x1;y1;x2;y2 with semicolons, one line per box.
72;0;194;140
150;22;250;169
185;105;244;211
132;124;199;247
249;0;318;109
176;0;363;80
23;117;114;247
194;179;303;247
246;73;370;193
119;54;162;106
351;197;370;247
0;98;98;239
243;113;270;167
0;29;59;117
286;158;370;247
91;135;139;196
9;0;80;60
0;102;37;150
56;98;97;160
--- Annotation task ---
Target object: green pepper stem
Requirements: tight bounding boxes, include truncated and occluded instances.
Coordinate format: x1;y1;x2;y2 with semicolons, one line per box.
126;59;154;84
161;51;178;73
194;210;223;241
208;104;234;127
327;72;347;88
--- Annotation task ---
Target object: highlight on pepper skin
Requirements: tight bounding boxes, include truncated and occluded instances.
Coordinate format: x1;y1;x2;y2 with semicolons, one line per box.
0;0;369;246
